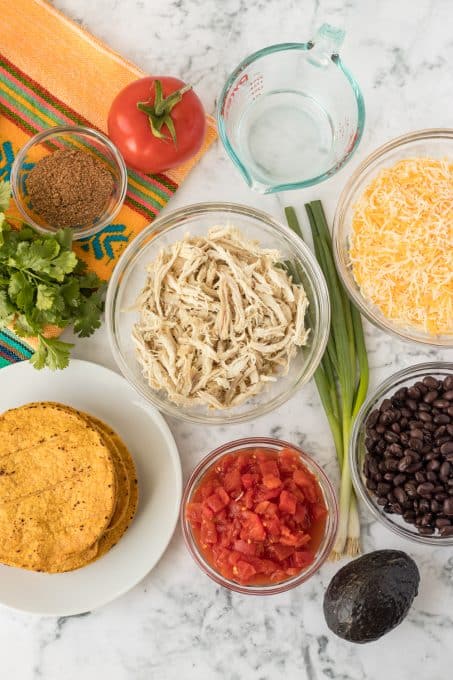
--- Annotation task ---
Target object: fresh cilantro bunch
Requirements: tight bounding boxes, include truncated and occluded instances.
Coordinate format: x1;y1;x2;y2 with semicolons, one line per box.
0;180;106;370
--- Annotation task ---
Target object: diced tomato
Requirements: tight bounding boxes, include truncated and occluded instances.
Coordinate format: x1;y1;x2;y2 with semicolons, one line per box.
243;488;254;509
263;473;282;489
292;550;314;569
235;560;256;583
311;503;328;520
185;502;203;524
278;447;300;472
294;502;308;524
216;487;230;505
279;490;297;515
254;501;270;515
186;446;328;587
233;539;257;556
241;473;258;489
265;516;281;537
268;543;295;561
200;480;215;499
254;485;281;502
201;505;214;520
241;512;266;541
259;458;280;478
200;519;217;545
205;492;227;514
223;468;242;493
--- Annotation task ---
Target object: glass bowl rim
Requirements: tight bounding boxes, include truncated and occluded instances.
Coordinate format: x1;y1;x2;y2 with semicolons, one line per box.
180;436;339;595
216;41;365;193
10;124;128;240
105;201;331;424
350;360;453;546
333;128;453;347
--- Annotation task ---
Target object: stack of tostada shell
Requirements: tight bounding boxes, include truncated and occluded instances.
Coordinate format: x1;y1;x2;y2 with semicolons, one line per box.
0;402;138;573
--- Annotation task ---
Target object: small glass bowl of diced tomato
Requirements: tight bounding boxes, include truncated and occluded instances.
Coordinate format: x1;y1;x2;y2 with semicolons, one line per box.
181;438;338;595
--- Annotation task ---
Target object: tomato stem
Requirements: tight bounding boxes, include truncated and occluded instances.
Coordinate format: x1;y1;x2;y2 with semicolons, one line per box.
137;79;192;144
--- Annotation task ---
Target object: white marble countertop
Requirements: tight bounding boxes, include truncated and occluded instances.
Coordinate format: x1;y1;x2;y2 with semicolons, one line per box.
2;0;453;678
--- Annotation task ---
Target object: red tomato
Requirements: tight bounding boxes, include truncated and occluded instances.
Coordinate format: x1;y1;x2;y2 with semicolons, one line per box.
108;76;206;174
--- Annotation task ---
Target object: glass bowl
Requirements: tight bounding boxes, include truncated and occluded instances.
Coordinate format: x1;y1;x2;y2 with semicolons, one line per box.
10;125;127;240
181;437;338;595
350;361;453;546
106;202;330;424
333;129;453;346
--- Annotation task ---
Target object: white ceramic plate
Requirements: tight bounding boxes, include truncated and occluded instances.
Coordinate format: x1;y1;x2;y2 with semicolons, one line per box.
0;359;182;616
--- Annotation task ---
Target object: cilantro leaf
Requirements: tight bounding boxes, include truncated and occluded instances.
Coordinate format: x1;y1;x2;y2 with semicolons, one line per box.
0;181;10;212
30;335;73;371
36;284;56;311
0;290;15;323
41;250;78;281
79;271;105;291
8;271;34;310
73;290;105;337
54;229;73;251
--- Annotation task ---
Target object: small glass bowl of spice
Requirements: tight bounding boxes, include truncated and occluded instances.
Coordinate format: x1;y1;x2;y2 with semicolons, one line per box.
11;125;127;239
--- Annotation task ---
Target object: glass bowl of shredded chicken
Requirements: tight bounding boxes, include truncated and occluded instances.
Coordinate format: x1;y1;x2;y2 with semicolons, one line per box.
106;202;330;424
333;129;453;346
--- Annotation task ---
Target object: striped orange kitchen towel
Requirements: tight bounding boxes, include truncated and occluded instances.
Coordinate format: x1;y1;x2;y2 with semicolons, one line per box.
0;0;217;366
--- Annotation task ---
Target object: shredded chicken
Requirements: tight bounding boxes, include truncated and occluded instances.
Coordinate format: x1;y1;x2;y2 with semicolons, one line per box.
132;226;310;409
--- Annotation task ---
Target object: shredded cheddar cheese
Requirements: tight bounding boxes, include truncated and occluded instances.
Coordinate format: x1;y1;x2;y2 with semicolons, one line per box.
350;157;453;336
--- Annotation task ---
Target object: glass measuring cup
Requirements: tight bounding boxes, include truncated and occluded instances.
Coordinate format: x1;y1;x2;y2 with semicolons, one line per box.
217;24;365;193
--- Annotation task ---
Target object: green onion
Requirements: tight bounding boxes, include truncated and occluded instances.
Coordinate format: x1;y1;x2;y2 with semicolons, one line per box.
284;203;369;559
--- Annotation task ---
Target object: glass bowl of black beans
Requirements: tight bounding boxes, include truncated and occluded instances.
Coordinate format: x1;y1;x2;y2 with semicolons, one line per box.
350;362;453;545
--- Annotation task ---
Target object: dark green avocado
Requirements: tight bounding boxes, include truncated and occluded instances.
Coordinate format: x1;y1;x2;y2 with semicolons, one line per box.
323;550;420;643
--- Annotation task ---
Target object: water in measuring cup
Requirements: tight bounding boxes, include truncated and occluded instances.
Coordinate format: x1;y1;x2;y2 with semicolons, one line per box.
237;90;334;187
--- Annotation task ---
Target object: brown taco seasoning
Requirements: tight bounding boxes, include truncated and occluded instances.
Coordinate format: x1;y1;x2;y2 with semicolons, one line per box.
25;148;115;228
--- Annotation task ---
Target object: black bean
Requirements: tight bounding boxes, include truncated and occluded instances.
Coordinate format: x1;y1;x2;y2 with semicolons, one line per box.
434;399;449;409
444;389;453;400
417;482;435;497
434;414;450;425
376;496;387;506
418;498;431;513
420;513;433;526
377;482;392;496
426;471;438;483
440;442;453;455
415;471;426;483
423;376;439;390
443;498;453;516
410;428;424;440
443;376;453;391
407;386;421;400
384;472;395;482
447;425;453;436
388;443;403;456
393;473;407;486
398;456;413;472
367;409;380;427
440;525;453;537
406;399;418;411
419;411;433;422
440;461;451;479
404;482;417;497
434;425;447;438
435;518;451;529
384;431;399;443
406;462;423;473
426;459;441;472
431;500;442;513
380;398;392;412
435;492;448;502
385;458;399;472
366;478;377;491
418;526;435;536
394;487;407;504
448;407;453;418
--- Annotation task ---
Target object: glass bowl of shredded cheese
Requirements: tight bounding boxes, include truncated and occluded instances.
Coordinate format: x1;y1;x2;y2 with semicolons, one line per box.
333;129;453;346
106;202;330;424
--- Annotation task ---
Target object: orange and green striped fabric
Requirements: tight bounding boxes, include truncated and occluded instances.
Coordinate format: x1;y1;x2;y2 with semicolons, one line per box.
0;0;217;366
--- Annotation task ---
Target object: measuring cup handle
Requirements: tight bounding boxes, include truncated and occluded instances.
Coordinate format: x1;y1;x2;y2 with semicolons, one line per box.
308;23;345;67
